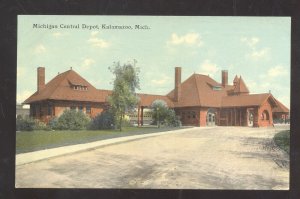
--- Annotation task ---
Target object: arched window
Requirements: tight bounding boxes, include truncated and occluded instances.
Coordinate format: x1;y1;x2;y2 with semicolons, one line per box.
262;110;270;120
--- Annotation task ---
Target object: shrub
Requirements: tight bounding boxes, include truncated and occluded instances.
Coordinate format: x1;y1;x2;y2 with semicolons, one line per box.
150;100;181;127
55;109;91;130
89;111;115;130
48;117;59;129
165;109;181;127
274;130;290;154
16;116;36;131
34;120;51;131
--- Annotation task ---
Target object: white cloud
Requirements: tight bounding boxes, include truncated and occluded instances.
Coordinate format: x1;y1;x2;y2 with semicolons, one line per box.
52;32;69;38
248;48;270;60
198;59;219;75
91;31;99;36
167;33;203;46
259;65;288;80
81;58;95;71
17;90;33;104
34;44;46;54
52;32;62;37
87;33;109;48
241;36;270;61
240;37;260;49
267;65;288;78
151;74;171;85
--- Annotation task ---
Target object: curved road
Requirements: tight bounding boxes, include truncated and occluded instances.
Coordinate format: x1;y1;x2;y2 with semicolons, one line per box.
16;126;289;189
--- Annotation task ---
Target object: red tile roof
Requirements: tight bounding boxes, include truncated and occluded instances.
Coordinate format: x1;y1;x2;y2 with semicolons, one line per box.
167;74;233;107
24;70;109;103
221;93;275;107
137;93;174;107
233;76;249;94
273;98;289;113
24;69;173;107
24;68;289;114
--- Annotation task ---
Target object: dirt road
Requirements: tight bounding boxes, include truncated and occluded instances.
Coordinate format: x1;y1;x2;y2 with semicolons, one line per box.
16;126;289;189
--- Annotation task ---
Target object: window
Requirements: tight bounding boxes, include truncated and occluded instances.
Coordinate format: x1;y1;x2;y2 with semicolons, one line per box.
39;105;43;117
262;110;269;120
86;105;91;114
32;105;36;117
181;111;185;119
70;106;76;110
192;111;196;119
213;86;222;91
187;111;191;119
78;105;83;112
48;105;52;116
73;85;88;91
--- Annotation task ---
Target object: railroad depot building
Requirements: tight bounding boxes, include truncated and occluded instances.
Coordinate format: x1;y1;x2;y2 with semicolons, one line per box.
23;67;289;127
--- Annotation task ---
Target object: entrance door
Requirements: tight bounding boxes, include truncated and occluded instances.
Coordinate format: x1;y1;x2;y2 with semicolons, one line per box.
248;111;254;127
206;109;216;126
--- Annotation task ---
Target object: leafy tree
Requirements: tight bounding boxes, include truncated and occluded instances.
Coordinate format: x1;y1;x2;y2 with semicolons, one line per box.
151;100;169;127
151;100;181;127
108;61;140;131
89;111;115;130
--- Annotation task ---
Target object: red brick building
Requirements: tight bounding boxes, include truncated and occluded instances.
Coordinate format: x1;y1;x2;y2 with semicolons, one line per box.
24;67;289;127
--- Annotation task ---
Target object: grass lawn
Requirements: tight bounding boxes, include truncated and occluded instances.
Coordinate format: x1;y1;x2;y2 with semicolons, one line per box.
16;126;183;154
274;130;290;154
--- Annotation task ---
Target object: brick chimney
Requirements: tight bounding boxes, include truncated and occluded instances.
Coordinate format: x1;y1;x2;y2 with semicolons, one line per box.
221;70;228;87
174;67;181;102
37;67;45;92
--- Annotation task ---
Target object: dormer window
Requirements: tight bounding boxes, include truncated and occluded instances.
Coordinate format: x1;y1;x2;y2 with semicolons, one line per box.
213;86;222;91
72;85;88;91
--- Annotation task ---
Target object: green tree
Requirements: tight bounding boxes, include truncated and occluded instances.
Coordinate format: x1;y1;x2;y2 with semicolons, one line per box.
151;100;181;127
108;61;140;131
151;100;169;127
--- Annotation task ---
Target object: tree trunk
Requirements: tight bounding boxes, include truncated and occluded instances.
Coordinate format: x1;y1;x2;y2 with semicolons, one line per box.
119;114;123;131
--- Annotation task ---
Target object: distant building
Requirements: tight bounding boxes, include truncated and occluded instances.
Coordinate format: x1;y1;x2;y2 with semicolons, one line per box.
167;68;289;127
16;104;29;118
24;67;289;127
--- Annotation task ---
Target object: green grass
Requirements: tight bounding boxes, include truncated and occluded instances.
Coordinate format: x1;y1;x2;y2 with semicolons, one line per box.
16;126;182;154
274;130;290;154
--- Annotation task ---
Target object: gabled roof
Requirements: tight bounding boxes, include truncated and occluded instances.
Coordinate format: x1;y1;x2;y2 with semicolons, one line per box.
233;75;239;84
273;98;289;113
233;76;249;94
23;69;173;107
138;93;174;107
24;70;110;104
167;74;233;107
24;67;289;113
221;93;275;107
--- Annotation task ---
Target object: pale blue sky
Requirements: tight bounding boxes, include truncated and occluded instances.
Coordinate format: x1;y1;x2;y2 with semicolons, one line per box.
17;16;291;108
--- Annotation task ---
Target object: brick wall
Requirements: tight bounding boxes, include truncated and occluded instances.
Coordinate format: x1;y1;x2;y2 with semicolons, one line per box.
257;100;273;127
199;108;208;126
30;100;107;123
175;107;201;126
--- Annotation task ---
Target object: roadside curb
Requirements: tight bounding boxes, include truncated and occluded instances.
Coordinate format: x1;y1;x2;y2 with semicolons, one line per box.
16;127;199;166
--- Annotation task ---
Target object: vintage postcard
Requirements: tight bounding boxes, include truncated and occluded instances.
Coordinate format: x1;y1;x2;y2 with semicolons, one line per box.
16;16;290;189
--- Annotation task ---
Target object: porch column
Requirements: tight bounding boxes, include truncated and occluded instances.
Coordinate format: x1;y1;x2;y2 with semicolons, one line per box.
246;108;249;126
239;109;242;126
253;108;259;127
141;106;144;126
234;108;237;126
137;106;141;126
